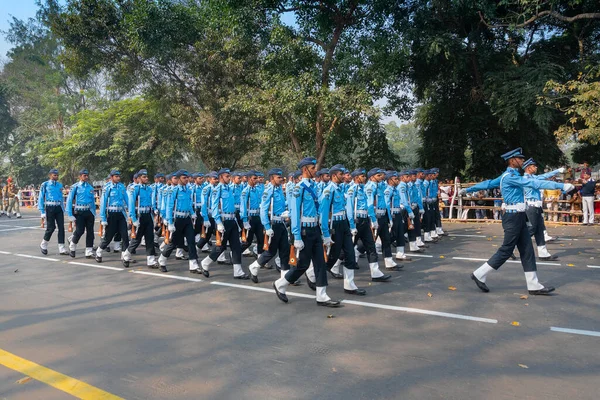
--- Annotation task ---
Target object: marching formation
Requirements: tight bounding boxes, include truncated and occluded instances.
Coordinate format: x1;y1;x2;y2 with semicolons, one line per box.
36;158;447;308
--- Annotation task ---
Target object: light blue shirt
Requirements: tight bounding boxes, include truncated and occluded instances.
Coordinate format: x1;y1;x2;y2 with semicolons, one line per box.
240;184;263;222
260;183;287;230
38;180;64;213
66;181;96;217
211;182;237;225
165;184;194;225
290;178;320;241
99;182;128;223
128;183;153;223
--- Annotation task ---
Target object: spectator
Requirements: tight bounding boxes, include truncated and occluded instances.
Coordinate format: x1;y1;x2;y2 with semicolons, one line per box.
580;171;596;225
570;192;582;223
576;161;592;180
544;185;562;222
440;183;451;218
492;188;502;220
475;190;487;219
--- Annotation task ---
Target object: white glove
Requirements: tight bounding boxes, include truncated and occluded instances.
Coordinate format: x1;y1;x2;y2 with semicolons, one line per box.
458;188;467;196
563;183;574;192
68;216;76;222
322;236;334;247
558;167;565;173
266;228;274;237
217;223;225;233
101;221;108;227
168;224;176;233
280;210;290;219
409;212;415;220
153;209;159;215
389;220;393;229
191;217;197;225
41;213;46;219
243;221;251;230
350;228;358;236
419;209;425;216
294;239;305;251
372;221;379;230
203;220;211;228
133;221;140;228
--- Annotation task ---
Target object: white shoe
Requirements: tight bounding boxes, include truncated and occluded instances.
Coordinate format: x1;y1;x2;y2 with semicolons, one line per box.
242;248;252;256
158;254;168;267
189;259;199;271
384;257;397;269
201;256;212;271
217;252;227;262
58;244;67;254
369;262;384;278
249;260;260;276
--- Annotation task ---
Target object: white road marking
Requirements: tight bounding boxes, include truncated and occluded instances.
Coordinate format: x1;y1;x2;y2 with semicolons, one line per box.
550;327;600;337
0;250;12;254
211;281;315;299
15;254;59;262
132;270;202;282
408;253;434;258
0;227;38;232
68;261;124;271
342;299;498;324
452;257;561;266
448;234;487;238
587;265;600;269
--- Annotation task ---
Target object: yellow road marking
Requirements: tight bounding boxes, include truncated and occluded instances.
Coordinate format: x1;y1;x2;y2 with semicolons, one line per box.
0;348;123;399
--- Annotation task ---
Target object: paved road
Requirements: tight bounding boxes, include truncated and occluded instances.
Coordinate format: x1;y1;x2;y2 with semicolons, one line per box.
1;211;599;399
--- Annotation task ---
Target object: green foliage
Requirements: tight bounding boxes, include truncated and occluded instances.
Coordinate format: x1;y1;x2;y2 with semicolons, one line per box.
385;122;422;168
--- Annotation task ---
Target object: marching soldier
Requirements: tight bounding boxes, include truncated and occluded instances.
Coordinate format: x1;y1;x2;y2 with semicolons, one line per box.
398;171;421;255
195;171;218;253
321;164;366;295
95;170;129;264
200;168;249;279
38;168;68;256
431;168;446;236
348;168;391;281
192;173;205;242
240;170;265;259
123;169;157;269
522;159;563;260
66;169;96;258
151;172;165;246
366;168;398;270
158;170;200;273
248;168;290;283
408;170;426;248
387;171;412;262
464;148;573;295
273;157;341;307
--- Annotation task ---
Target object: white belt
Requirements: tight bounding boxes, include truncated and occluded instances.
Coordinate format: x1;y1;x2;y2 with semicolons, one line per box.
74;205;90;210
355;210;369;218
107;206;123;212
332;211;346;217
502;203;526;212
391;207;402;213
271;216;283;222
235;205;240;210
411;203;418;208
194;203;202;208
45;201;62;206
376;209;387;216
301;216;318;223
248;209;260;215
174;211;190;217
526;200;543;208
137;206;151;213
221;213;236;219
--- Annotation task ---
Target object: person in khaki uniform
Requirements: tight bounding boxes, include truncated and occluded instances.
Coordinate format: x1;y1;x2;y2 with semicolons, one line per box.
544;187;562;222
4;178;21;218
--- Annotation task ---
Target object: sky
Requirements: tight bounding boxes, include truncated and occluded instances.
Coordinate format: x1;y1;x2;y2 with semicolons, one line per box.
0;0;40;61
0;1;403;124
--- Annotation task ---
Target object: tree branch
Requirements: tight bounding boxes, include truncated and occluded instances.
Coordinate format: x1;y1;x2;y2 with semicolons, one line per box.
479;10;600;29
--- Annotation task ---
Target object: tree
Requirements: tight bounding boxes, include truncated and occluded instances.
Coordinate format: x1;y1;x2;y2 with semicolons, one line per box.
385;122;422;168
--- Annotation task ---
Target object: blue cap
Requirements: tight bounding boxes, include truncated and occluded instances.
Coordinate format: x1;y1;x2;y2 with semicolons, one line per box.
207;171;218;179
110;169;120;176
523;158;537;169
48;168;59;175
431;168;439;173
133;173;139;179
293;170;302;179
367;168;383;178
165;174;172;180
352;168;366;178
256;171;264;177
414;168;424;173
408;170;417;175
316;168;330;177
196;172;204;177
501;147;525;161
297;157;317;169
231;171;241;177
329;164;345;174
176;170;189;178
218;168;231;176
268;168;283;177
137;169;148;176
155;172;164;178
171;171;179;177
398;170;408;176
247;170;258;177
78;169;89;175
385;171;398;180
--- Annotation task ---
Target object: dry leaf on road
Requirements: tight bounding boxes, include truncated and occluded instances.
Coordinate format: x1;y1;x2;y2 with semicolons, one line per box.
511;321;520;326
448;286;457;291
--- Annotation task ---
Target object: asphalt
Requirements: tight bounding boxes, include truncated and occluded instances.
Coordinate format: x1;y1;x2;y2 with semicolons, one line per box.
1;211;599;399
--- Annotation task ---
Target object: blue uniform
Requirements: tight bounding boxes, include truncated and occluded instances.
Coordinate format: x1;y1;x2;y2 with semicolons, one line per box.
165;184;193;226
99;182;128;223
256;182;290;270
260;183;287;230
38;180;64;213
290;178;321;241
524;169;560;201
128;183;153;224
211;183;238;225
207;181;243;266
66;181;96;218
319;181;352;238
240;184;263;223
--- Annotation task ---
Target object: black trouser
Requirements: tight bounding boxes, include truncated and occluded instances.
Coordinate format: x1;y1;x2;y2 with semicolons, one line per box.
162;217;197;259
257;222;290;270
194;209;203;235
376;214;392;258
390;212;405;247
284;226;327;287
100;212;129;250
423;201;434;232
72;209;94;248
209;219;241;264
196;217;215;249
403;209;417;242
326;219;357;270
43;205;65;244
411;206;422;237
128;213;156;256
434;200;442;228
487;212;536;272
355;217;378;263
526;206;545;246
241;215;264;254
